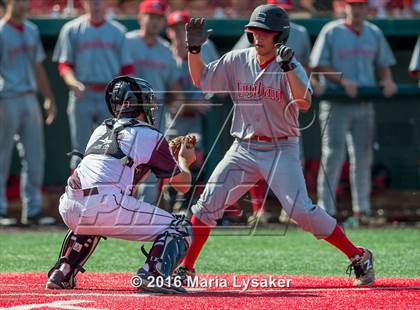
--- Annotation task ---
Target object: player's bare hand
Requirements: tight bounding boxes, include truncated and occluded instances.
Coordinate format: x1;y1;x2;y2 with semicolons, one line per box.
380;79;397;98
178;138;196;167
341;78;358;98
44;97;56;125
185;18;213;50
71;81;86;99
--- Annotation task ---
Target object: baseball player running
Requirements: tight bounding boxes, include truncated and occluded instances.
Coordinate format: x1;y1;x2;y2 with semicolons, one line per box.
0;0;56;226
53;0;134;171
174;4;375;287
233;0;314;225
46;76;195;294
125;0;183;205
310;0;397;226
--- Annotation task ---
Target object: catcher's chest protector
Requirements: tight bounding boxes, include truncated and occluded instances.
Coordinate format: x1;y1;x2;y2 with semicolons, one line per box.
84;118;155;168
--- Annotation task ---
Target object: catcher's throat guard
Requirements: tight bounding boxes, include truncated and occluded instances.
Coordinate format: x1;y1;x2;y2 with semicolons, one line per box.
84;118;159;168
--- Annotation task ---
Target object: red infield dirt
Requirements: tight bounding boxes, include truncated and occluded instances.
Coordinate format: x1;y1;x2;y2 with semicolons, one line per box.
0;273;419;309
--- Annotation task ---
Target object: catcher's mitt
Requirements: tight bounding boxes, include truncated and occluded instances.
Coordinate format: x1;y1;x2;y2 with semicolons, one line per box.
169;135;197;158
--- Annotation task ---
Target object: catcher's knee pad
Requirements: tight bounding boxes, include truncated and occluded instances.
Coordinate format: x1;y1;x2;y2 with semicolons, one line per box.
48;230;102;278
169;215;193;246
141;216;192;278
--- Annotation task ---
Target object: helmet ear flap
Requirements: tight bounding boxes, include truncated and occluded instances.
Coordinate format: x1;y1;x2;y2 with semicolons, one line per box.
246;31;254;44
274;34;280;44
275;31;289;45
246;30;288;46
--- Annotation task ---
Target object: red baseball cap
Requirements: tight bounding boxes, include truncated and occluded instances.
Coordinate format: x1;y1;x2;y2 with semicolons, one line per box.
139;0;167;15
345;0;368;4
266;0;294;10
167;10;190;27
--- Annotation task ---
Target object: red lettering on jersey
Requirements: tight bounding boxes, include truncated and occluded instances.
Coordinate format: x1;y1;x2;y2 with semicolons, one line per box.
237;81;285;102
134;59;169;71
7;44;35;60
338;47;375;59
77;40;117;53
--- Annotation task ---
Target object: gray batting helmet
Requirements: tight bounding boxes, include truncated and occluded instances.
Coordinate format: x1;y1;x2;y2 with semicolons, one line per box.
244;4;290;44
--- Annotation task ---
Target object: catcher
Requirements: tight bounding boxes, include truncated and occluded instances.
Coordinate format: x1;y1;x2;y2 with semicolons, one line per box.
46;75;196;294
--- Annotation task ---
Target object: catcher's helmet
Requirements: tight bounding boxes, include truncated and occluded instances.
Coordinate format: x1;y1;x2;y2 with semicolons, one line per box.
105;76;157;125
244;4;290;45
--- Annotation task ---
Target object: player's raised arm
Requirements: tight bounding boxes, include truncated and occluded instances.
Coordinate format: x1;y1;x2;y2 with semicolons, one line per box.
275;45;312;111
186;18;213;88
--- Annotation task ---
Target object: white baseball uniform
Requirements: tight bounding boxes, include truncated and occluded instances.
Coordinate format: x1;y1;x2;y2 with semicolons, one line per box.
59;118;183;241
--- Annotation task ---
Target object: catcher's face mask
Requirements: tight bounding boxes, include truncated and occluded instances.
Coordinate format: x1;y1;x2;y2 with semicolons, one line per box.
141;86;158;126
105;76;158;126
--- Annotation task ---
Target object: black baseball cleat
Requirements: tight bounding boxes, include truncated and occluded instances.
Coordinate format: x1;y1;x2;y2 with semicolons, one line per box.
46;270;76;289
135;268;187;294
173;265;196;286
347;247;375;286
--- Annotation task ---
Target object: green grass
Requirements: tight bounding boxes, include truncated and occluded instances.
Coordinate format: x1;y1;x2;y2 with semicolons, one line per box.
1;227;419;278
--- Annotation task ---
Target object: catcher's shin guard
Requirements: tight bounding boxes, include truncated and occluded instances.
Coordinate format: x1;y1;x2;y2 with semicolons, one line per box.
47;230;102;287
140;217;192;278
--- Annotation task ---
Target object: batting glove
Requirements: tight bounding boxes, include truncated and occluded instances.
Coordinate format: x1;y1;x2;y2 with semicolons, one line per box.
185;18;213;54
275;44;296;72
